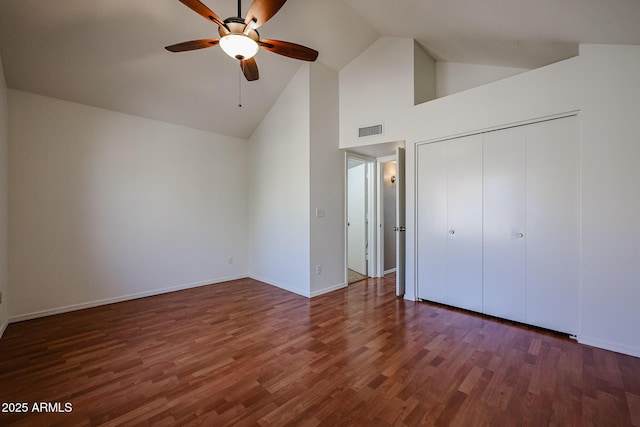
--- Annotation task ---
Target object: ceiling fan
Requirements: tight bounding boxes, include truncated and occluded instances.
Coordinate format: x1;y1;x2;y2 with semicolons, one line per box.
165;0;319;81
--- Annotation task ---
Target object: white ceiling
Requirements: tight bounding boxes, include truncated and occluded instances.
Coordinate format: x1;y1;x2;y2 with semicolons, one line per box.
2;0;640;139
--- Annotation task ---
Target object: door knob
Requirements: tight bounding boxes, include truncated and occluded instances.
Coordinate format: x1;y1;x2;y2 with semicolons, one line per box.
516;232;524;238
449;230;455;235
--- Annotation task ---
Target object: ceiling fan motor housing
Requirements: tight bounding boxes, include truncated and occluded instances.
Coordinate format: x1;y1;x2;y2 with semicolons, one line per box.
219;18;260;60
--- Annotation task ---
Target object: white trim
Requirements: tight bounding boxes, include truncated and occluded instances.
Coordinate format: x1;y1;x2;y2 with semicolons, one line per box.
413;143;420;302
310;282;348;298
383;268;397;275
249;276;347;299
366;161;377;277
414;111;581;147
0;318;8;339
343;152;349;286
344;151;377;163
8;275;246;323
249;274;310;298
376;160;384;278
578;335;640;358
345;154;377;282
376;155;398;279
576;113;584;342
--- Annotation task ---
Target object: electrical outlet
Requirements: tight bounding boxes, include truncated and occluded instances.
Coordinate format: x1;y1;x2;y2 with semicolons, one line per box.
228;257;234;265
315;265;322;275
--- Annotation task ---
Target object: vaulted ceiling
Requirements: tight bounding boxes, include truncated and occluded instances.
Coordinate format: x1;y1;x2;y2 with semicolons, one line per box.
2;0;640;139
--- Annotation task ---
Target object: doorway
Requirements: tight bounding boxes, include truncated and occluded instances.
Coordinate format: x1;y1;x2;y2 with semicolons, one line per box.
375;147;406;296
344;143;405;292
377;157;397;276
346;156;374;284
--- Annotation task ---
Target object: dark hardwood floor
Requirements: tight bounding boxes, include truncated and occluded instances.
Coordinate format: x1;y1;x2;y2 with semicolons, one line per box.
1;275;639;426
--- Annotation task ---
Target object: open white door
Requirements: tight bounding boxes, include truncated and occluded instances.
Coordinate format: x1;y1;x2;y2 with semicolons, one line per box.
348;162;367;275
395;147;406;296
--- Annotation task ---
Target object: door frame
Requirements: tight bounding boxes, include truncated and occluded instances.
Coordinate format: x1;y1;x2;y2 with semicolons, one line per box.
344;152;377;282
375;155;397;278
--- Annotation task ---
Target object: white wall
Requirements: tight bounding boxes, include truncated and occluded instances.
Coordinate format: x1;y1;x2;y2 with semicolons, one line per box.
414;42;436;105
8;90;248;320
248;62;345;298
435;62;530;98
340;39;529;150
578;44;640;356
0;57;9;337
406;58;581;145
340;37;415;149
309;63;346;296
248;65;311;296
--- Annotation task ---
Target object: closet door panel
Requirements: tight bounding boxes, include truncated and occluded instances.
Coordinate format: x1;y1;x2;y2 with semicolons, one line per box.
483;128;527;323
416;142;448;303
447;134;483;312
526;116;579;334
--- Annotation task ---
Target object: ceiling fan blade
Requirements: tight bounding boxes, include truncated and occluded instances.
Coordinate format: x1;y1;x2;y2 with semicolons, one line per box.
245;0;287;28
240;58;259;81
178;0;225;27
165;39;219;52
260;39;319;62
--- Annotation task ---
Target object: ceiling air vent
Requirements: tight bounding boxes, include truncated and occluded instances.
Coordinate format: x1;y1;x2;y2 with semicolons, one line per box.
358;124;383;138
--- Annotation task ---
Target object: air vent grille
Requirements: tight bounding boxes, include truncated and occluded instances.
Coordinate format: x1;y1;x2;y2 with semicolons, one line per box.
358;124;383;138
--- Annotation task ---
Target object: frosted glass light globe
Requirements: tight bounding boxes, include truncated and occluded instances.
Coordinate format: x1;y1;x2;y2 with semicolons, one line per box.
219;34;259;60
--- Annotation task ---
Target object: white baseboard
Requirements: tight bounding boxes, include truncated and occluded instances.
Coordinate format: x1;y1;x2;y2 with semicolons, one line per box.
310;282;348;298
0;318;8;339
578;335;640;358
248;275;348;299
249;274;310;298
8;274;247;323
383;268;397;275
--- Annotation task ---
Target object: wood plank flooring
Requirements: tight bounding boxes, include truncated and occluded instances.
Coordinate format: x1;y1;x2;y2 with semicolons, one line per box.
1;275;639;426
348;269;368;284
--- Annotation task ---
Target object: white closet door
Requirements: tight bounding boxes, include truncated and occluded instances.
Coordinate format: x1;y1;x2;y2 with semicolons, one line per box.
417;142;448;303
483;128;527;323
525;116;579;334
447;135;483;312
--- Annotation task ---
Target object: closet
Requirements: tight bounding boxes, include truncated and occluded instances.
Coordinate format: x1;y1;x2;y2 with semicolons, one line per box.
416;116;579;335
417;134;483;313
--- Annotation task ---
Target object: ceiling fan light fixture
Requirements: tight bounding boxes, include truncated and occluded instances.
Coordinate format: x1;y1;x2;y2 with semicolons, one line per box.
165;0;319;81
219;34;259;60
